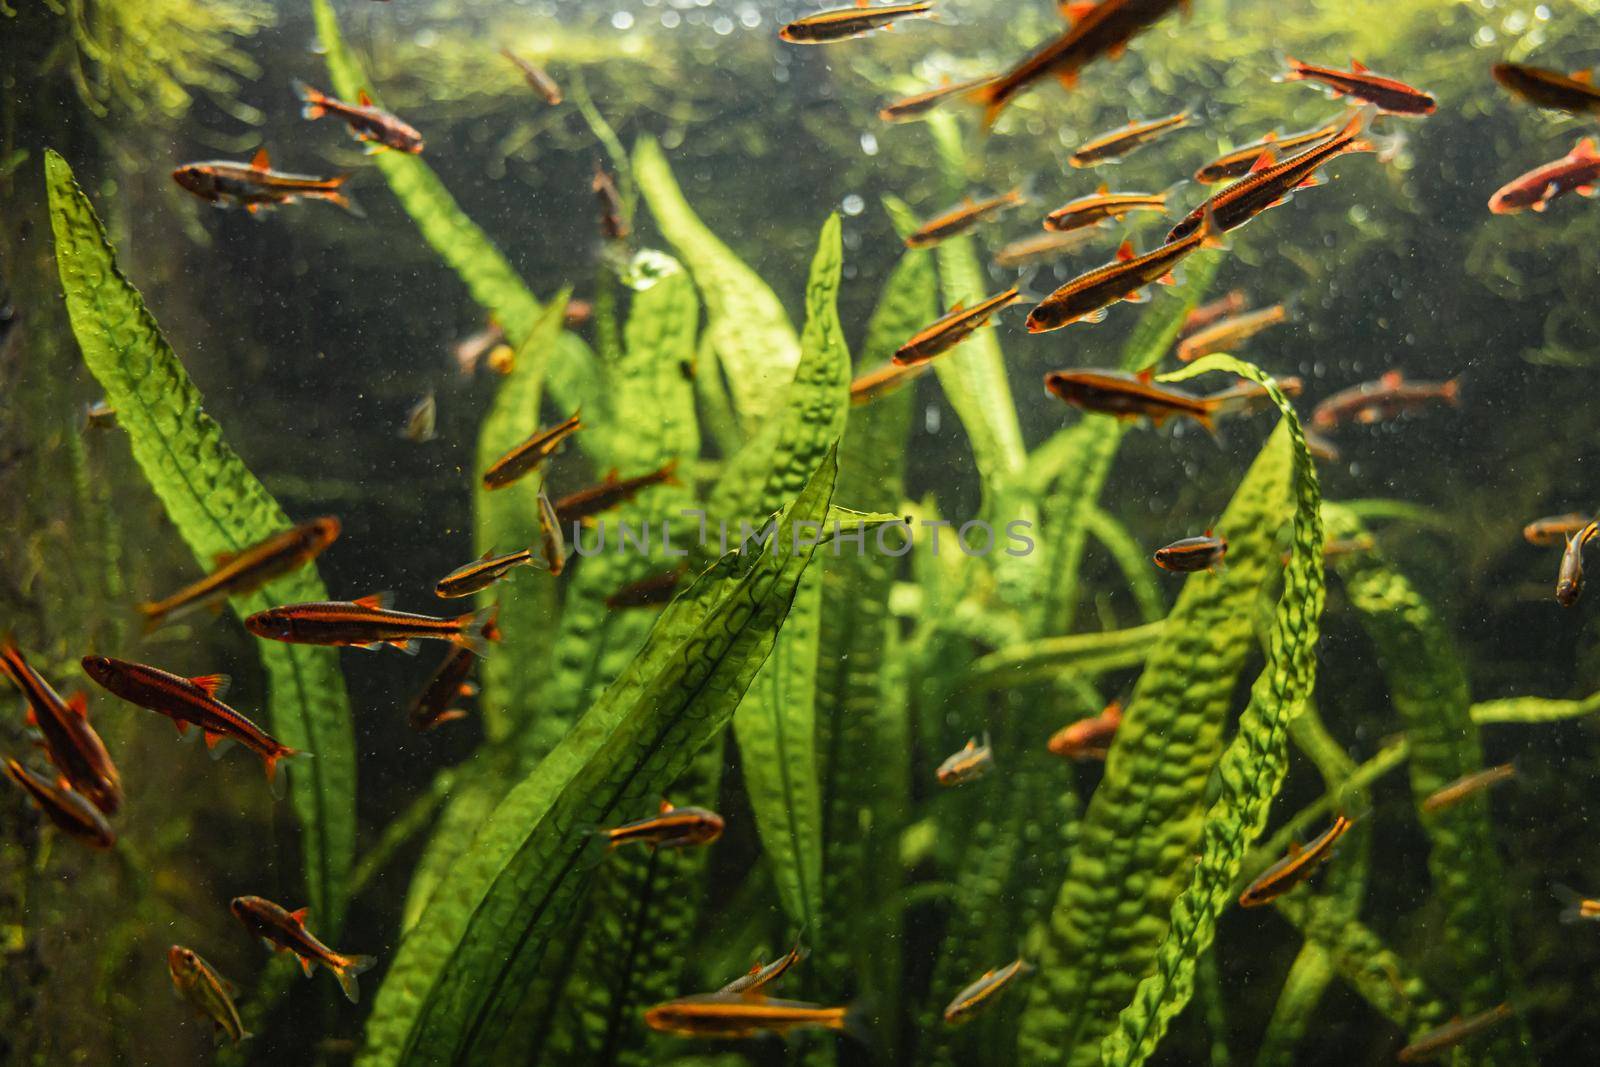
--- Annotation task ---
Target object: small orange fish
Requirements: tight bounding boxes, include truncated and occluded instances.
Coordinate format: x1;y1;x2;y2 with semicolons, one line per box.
905;189;1027;249
137;517;341;630
3;758;116;849
1176;304;1287;363
1154;532;1227;573
230;896;377;1003
1179;290;1247;336
435;548;540;599
1556;522;1598;608
1281;57;1436;115
552;460;681;526
643;993;860;1038
880;75;997;123
1239;814;1352;907
779;1;935;44
452;320;507;375
1042;184;1175;233
603;799;725;851
1493;62;1600;119
1556;884;1600;923
1194;122;1343;184
1047;699;1122;760
605;568;687;609
1304;428;1341;463
482;410;583;490
408;611;499;733
1166;108;1373;244
992;228;1101;269
1;638;121;814
244;593;497;657
172;148;356;215
537;486;568;578
943;958;1033;1024
893;288;1021;365
1069;110;1190;168
718;940;810;995
594;160;629;241
1309;370;1459;430
168;946;250;1044
1396;1003;1515;1063
1044;368;1225;429
936;732;993;786
1489;137;1600;214
1523;513;1591;548
80;656;303;784
850;360;930;406
295;82;424;153
501;49;563;105
1421;763;1516;814
1205;375;1304;420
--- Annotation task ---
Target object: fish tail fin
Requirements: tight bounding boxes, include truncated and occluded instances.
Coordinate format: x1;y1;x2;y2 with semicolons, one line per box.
1278;56;1309;82
334;954;378;1004
294;80;328;120
266;748;312;799
1442;378;1461;405
454;607;498;657
135;602;171;634
839;998;877;1046
319;174;365;218
966;81;1005;132
1555;882;1591;923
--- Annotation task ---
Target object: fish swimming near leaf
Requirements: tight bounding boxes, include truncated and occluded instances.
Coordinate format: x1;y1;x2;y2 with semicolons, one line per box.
1028;209;1228;332
1239;814;1353;907
643;993;864;1038
501;48;563;105
968;0;1189;128
1179;289;1247;336
603;799;725;851
172;149;357;215
779;1;936;44
552;460;682;526
407;611;499;733
1309;370;1459;429
80;656;304;785
1176;304;1287;362
1421;762;1516;814
936;731;994;786
1069;110;1191;168
850;359;930;405
482;409;582;490
1;638;122;814
879;75;996;122
992;228;1101;268
943;958;1033;1024
1205;375;1303;421
137;517;342;631
593;160;629;241
536;486;568;577
230;896;377;1004
168;946;251;1044
245;594;497;656
1492;62;1600;119
1042;184;1176;233
1193;121;1343;183
295;81;425;154
1044;368;1226;429
1524;513;1591;548
1395;1003;1516;1063
1556;521;1598;608
83;399;118;431
718;940;810;995
1166;107;1375;244
434;548;540;599
1048;699;1122;760
905;189;1027;249
1489;137;1600;215
1154;532;1227;573
605;568;687;609
3;758;116;849
400;392;437;443
1279;57;1436;115
892;288;1021;366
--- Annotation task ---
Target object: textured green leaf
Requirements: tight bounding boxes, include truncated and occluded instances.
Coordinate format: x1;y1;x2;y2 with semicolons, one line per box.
633;135;800;428
1018;379;1296;1067
358;449;846;1067
1321;502;1531;1061
967;621;1164;691
816;246;936;1048
1101;356;1326;1067
44;149;356;930
731;215;851;938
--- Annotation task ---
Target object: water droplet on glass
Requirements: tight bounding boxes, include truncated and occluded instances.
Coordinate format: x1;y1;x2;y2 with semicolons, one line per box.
661;10;681;27
860;132;879;156
612;11;635;29
842;194;865;216
713;16;734;34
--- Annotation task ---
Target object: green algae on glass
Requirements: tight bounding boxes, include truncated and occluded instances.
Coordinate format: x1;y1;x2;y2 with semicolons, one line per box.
730;215;852;940
1018;374;1296;1067
633;135;800;428
44;149;357;931
357;449;852;1067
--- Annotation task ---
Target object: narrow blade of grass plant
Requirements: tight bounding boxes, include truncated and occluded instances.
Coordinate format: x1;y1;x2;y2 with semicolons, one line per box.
45;150;355;929
633;135;800;429
356;450;850;1066
1322;502;1531;1061
1017;376;1297;1067
966;621;1164;691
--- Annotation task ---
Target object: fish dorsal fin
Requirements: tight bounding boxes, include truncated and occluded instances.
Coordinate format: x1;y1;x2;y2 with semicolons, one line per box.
358;89;374;107
1204;527;1214;537
658;798;675;814
1574;69;1595;85
213;548;240;567
948;300;967;313
1096;182;1109;195
189;674;231;700
354;592;393;610
480;548;499;561
1249;150;1277;174
1061;1;1097;21
1115;240;1135;262
1262;130;1279;143
250;147;271;170
1137;369;1154;384
963;736;979;752
66;691;89;719
1288;840;1304;858
1104;699;1122;717
1380;370;1404;388
1574;137;1600;161
855;0;870;6
290;907;310;925
1350;58;1370;73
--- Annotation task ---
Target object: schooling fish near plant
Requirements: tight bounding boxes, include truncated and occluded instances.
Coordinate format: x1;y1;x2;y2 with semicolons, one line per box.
1048;699;1123;760
1154;532;1227;573
1488;137;1600;215
135;517;341;631
943;958;1033;1025
1193;121;1343;184
1310;370;1459;429
1;638;122;814
643;993;863;1038
905;189;1027;249
717;940;810;995
244;594;497;656
407;611;499;733
501;48;563;105
1395;1003;1516;1063
1239;814;1353;907
1043;368;1226;428
850;359;930;405
1492;62;1600;119
1279;57;1436;115
1524;513;1591;548
779;1;936;45
1421;762;1516;814
481;409;582;490
892;288;1021;366
1175;304;1288;363
172;148;357;214
1556;522;1598;608
1069;109;1191;168
295;81;424;153
603;799;725;851
167;946;250;1045
434;548;540;599
1042;184;1177;233
552;460;682;526
879;75;996;123
936;732;994;786
3;758;116;849
230;896;376;1003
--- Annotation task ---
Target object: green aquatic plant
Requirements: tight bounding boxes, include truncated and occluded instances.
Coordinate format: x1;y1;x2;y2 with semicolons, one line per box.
43;149;356;930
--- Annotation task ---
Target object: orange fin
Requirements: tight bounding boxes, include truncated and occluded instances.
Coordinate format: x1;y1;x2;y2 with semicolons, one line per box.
66;691;89;719
1288;840;1304;857
1574;69;1595;85
1115;240;1135;262
290;906;310;924
213;548;239;567
1056;70;1079;90
353;592;394;610
250;147;271;170
189;674;231;699
174;719;190;737
1060;0;1096;20
658;798;676;814
1380;370;1404;388
1137;369;1155;384
358;89;374;106
1350;58;1370;73
203;730;229;752
298;955;316;978
1249;150;1277;174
